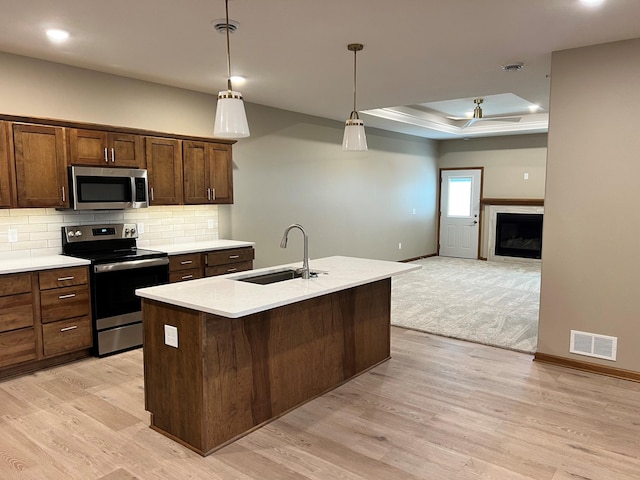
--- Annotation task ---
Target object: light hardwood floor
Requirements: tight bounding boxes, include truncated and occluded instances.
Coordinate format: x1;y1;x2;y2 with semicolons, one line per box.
1;327;639;479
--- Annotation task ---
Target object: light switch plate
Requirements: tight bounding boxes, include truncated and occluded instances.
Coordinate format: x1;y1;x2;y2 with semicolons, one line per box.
164;325;178;348
137;222;145;234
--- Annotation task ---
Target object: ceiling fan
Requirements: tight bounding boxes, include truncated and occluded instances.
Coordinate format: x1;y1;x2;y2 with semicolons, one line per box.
449;98;522;128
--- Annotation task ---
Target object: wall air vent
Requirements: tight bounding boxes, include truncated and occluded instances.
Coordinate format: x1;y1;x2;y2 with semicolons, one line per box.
570;330;617;361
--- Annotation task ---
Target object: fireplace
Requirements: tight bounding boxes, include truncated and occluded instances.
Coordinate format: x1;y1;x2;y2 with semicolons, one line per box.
495;213;543;259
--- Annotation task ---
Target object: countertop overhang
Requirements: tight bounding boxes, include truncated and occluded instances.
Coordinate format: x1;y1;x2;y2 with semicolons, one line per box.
136;256;420;318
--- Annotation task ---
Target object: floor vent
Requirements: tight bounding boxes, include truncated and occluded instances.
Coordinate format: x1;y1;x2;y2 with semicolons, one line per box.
570;330;617;361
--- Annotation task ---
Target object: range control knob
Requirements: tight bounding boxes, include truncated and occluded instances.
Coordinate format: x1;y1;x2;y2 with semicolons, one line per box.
130;228;136;235
67;231;75;237
124;228;130;235
75;230;82;237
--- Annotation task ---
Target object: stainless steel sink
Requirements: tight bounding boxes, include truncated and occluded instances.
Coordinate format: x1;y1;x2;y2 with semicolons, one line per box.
234;268;319;285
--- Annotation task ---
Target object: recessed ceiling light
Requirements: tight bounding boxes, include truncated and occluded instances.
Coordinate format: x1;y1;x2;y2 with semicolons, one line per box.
580;0;605;7
230;75;246;85
46;28;70;43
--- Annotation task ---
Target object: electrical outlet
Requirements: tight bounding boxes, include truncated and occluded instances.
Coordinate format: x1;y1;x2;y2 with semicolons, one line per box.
208;219;215;229
8;229;18;243
398;242;402;250
164;325;178;348
524;172;529;180
137;222;144;234
412;208;416;215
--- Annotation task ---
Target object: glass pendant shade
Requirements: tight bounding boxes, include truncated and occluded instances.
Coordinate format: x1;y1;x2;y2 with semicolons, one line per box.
214;90;250;138
342;113;368;151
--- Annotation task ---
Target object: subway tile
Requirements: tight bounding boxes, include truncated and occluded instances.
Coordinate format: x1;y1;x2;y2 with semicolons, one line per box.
11;240;48;251
29;215;64;225
30;231;59;241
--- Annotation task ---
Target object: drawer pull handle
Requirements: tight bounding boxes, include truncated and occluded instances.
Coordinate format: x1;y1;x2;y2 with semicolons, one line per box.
227;268;238;273
180;260;193;265
60;325;78;332
58;293;76;299
57;276;75;281
182;275;193;280
229;255;240;259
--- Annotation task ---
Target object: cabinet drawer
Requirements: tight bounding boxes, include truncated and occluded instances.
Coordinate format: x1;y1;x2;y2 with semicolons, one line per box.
169;268;204;283
205;261;253;277
40;284;90;323
0;293;34;333
205;247;254;267
0;272;31;296
0;328;36;368
169;253;203;272
42;316;92;357
39;267;88;290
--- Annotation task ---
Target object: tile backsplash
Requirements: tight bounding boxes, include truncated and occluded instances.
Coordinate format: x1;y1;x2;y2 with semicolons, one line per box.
0;205;219;257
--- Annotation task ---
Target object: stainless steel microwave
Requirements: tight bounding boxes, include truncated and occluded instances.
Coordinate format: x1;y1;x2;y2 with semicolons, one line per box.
68;166;149;210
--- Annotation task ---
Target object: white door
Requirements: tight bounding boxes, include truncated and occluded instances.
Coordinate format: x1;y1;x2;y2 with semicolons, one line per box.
439;169;482;259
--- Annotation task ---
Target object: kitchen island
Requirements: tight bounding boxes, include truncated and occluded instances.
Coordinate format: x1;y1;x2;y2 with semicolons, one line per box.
136;256;420;455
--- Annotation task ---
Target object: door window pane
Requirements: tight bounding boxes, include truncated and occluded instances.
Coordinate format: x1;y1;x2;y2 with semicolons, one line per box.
447;176;472;217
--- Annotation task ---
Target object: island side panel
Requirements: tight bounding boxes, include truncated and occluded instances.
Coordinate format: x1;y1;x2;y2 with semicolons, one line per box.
142;299;207;453
199;279;392;453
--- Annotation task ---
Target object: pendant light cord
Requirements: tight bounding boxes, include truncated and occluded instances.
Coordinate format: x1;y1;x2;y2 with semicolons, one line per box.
225;0;232;92
352;48;357;114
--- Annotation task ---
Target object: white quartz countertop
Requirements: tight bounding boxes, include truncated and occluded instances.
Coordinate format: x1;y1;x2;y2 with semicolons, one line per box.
136;256;420;318
153;240;255;255
0;240;254;275
0;255;91;275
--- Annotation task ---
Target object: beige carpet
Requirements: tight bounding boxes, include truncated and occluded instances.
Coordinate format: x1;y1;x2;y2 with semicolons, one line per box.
391;256;541;353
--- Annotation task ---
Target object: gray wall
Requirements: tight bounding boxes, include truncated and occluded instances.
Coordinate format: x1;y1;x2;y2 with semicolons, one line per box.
538;38;640;372
0;51;438;267
224;103;439;268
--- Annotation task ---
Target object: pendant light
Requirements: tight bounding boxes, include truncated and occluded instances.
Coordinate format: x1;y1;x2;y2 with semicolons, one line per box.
342;43;367;151
213;0;250;139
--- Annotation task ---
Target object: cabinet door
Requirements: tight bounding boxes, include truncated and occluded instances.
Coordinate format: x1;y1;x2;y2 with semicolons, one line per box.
209;143;233;204
146;137;183;205
0;121;14;207
183;141;233;205
13;124;68;208
183;141;208;204
68;128;110;166
110;133;145;168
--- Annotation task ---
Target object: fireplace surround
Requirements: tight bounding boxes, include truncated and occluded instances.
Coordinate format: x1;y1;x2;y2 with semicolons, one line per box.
487;204;544;262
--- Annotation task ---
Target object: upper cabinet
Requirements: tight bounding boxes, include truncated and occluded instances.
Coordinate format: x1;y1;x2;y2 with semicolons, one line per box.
146;137;183;205
13;124;68;208
0;121;13;207
183;141;233;205
68;128;145;168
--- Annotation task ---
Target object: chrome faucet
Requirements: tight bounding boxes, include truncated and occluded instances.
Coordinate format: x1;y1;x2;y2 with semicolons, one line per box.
280;224;310;279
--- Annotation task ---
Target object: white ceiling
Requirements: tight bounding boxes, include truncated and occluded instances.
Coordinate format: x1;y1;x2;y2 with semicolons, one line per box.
1;0;639;140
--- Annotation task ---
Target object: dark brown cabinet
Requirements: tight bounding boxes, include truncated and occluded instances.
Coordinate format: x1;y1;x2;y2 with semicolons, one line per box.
204;247;254;277
0;273;36;368
169;253;204;283
68;128;144;168
183;141;233;205
145;137;183;205
0;121;13;207
13;124;68;208
38;267;92;358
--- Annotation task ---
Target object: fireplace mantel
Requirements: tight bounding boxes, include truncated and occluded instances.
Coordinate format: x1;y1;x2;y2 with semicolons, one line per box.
482;198;544;207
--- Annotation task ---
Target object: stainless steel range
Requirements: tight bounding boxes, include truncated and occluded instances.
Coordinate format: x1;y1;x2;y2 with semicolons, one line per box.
62;223;169;357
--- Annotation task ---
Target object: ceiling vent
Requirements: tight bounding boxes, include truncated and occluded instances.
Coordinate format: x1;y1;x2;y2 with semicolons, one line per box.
211;19;239;34
501;62;524;72
570;330;617;361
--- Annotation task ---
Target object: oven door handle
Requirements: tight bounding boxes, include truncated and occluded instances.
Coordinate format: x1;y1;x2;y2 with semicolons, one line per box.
94;257;169;273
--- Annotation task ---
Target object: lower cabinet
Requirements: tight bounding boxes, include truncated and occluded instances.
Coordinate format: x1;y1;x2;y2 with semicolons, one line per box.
204;247;254;277
0;266;93;377
169;247;254;283
0;273;37;368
